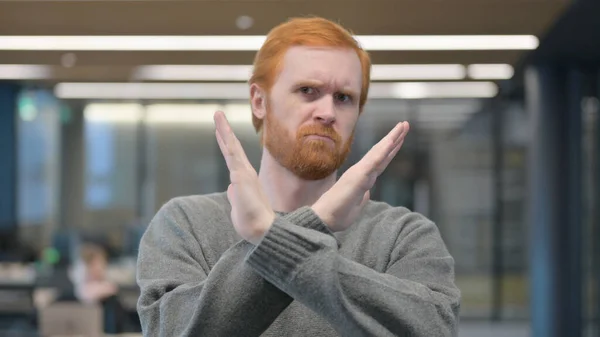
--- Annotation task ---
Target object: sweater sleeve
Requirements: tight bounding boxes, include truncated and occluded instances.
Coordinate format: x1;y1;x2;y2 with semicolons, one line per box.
136;199;294;337
246;206;461;337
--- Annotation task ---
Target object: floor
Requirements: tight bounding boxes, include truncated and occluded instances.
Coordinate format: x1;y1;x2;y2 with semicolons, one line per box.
460;322;530;337
460;322;599;337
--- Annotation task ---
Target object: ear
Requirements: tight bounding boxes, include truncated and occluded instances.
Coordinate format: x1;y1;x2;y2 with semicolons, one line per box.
250;83;267;121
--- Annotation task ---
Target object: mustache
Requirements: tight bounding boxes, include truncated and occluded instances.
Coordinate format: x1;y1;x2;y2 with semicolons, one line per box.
297;125;341;142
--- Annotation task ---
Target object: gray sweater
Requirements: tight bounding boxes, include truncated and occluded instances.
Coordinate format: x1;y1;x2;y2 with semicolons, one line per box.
136;192;460;337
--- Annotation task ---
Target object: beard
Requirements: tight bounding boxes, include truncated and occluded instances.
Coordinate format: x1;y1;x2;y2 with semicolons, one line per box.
263;107;354;180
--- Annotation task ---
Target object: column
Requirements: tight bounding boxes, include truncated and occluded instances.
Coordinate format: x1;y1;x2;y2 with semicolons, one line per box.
59;102;85;230
525;66;584;337
0;83;18;232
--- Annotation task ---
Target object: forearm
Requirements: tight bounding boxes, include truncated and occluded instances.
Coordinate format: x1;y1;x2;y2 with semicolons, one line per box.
137;195;300;337
246;207;460;337
138;240;293;337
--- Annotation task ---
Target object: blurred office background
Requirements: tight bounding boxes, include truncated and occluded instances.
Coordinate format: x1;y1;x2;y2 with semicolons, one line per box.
0;0;599;336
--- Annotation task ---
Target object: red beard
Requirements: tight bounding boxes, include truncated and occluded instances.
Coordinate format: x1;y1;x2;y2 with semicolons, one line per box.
263;108;354;180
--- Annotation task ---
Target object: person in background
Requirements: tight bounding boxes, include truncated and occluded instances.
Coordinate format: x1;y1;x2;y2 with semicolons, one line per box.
57;242;132;334
137;16;460;337
69;243;117;303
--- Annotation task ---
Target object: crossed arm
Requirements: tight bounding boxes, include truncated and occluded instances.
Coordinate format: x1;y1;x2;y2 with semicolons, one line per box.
136;201;294;337
136;200;460;337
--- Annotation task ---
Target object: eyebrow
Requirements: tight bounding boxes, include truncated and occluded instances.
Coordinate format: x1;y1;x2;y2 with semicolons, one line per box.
294;79;359;98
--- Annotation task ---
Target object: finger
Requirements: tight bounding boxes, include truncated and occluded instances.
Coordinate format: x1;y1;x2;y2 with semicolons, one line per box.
215;129;239;171
215;128;228;156
214;111;244;157
399;121;410;141
358;122;406;172
214;110;234;146
376;122;410;173
377;138;404;174
383;121;409;160
214;111;254;172
381;120;408;156
390;121;409;149
218;132;254;174
364;121;409;176
377;121;406;155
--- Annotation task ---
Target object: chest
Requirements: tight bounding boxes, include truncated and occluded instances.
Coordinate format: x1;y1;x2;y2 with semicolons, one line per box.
261;301;338;337
199;212;399;275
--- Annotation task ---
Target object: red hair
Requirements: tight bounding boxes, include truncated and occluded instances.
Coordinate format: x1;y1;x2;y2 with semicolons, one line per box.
249;17;372;133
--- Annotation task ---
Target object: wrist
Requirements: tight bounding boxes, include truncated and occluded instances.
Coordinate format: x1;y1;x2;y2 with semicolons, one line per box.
249;211;275;245
310;204;334;232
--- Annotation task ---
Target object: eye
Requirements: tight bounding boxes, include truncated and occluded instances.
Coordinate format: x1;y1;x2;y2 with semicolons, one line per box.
334;92;353;103
299;86;316;95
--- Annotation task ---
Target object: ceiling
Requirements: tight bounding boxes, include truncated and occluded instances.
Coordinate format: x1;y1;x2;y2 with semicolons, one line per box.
0;0;570;84
529;0;600;64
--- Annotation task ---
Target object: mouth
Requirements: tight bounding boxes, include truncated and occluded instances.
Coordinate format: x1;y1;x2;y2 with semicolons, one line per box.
304;134;334;142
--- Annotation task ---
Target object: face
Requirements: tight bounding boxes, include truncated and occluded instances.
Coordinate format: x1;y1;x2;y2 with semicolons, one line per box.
69;254;107;286
255;46;362;180
85;255;107;282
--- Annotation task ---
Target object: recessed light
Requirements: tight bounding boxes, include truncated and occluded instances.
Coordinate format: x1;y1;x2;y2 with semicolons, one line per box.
236;15;254;30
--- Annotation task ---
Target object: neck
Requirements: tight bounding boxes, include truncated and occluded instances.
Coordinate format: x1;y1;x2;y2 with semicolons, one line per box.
258;149;337;213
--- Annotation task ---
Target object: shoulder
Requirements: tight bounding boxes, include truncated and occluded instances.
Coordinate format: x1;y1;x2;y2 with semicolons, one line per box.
338;200;445;270
168;191;230;214
156;192;230;223
362;200;432;225
359;200;441;238
139;192;236;265
142;192;231;241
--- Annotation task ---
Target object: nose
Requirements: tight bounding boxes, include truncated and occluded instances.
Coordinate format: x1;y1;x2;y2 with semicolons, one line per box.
313;96;336;125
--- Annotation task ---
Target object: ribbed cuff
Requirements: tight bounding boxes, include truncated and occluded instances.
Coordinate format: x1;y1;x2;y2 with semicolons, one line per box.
283;206;334;236
246;218;335;286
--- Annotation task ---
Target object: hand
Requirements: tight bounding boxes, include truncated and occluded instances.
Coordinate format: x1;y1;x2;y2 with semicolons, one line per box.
77;281;118;303
312;121;410;232
214;111;275;245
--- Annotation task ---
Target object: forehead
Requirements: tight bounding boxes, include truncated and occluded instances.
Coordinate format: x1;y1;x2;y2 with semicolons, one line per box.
276;46;362;90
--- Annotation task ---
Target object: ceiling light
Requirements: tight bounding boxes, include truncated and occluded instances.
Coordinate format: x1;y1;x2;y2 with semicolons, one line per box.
222;104;253;124
82;103;252;125
236;15;254;31
133;64;468;81
55;82;249;100
467;64;514;79
360;35;538;51
0;35;538;51
146;104;221;124
0;65;52;79
370;82;498;99
132;65;253;81
0;36;265;51
60;53;77;68
84;103;144;123
2;63;506;82
372;64;466;80
55;81;497;100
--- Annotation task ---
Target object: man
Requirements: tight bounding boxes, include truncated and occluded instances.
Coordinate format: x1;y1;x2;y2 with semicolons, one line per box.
136;17;460;337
